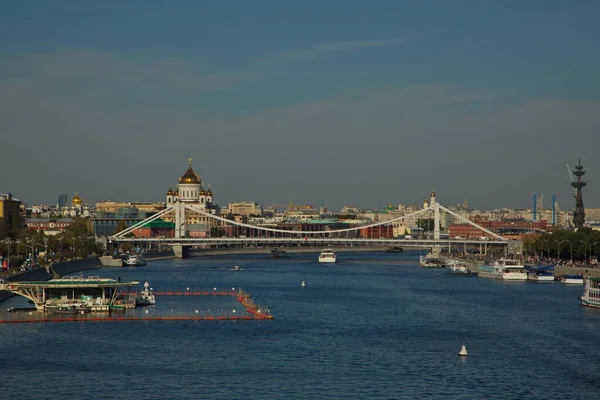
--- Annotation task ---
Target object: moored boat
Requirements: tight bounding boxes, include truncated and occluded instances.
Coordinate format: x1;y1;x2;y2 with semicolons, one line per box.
447;259;470;274
385;246;404;253
527;271;555;282
269;248;289;258
419;255;446;268
477;259;527;280
561;275;584;285
125;254;147;267
526;265;555;282
580;277;600;308
318;248;337;263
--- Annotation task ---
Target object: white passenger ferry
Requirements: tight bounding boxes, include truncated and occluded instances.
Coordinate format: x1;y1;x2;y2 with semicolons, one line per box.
125;254;147;267
477;259;527;280
318;249;337;263
447;259;470;274
580;277;600;308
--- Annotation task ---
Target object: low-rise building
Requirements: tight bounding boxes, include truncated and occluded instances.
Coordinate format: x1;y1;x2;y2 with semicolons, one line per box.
132;219;175;238
222;202;262;217
25;218;74;235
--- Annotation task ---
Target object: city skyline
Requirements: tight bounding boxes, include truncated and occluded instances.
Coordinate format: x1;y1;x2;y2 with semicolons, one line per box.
1;1;599;209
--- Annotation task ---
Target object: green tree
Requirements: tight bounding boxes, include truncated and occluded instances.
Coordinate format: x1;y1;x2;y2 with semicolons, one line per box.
416;219;435;232
113;220;129;235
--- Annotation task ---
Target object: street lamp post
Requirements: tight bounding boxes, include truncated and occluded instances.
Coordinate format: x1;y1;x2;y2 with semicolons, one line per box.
3;238;11;271
569;240;573;262
557;240;567;260
580;240;587;263
58;237;63;260
590;241;599;263
43;237;48;262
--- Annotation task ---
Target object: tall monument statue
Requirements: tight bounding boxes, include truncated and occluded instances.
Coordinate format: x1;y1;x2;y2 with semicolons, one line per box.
571;159;587;229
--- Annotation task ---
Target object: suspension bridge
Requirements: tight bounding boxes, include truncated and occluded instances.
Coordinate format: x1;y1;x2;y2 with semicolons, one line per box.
109;198;510;258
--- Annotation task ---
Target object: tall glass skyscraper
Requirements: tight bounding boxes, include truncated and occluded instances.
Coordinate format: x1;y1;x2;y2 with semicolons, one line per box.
58;193;68;209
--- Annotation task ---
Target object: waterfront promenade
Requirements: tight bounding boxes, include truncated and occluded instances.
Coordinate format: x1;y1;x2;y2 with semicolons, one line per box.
452;252;600;278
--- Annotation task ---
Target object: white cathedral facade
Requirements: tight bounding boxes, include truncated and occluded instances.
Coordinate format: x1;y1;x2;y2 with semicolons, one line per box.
164;159;220;236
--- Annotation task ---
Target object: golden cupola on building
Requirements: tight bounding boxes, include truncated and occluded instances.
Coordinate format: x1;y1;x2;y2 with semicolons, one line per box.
176;158;203;203
179;158;201;185
72;193;82;205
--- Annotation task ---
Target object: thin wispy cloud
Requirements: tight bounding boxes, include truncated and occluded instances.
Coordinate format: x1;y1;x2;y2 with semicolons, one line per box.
0;38;404;98
255;38;404;66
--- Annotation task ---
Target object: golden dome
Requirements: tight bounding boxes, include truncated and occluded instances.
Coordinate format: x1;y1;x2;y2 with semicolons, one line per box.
72;193;82;205
167;184;174;195
178;158;201;185
200;187;207;195
207;185;213;196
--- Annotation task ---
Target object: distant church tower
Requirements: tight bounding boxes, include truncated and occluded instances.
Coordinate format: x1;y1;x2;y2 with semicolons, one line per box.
571;159;587;229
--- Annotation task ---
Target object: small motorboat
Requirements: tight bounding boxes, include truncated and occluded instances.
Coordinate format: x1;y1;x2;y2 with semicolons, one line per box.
136;281;156;306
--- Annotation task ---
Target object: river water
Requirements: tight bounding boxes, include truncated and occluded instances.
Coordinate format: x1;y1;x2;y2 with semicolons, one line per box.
1;251;599;399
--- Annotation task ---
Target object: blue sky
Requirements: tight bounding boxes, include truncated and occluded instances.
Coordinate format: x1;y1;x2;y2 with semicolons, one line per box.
1;1;600;211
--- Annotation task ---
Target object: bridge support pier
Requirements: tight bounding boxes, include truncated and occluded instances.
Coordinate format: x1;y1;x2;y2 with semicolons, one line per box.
172;245;190;259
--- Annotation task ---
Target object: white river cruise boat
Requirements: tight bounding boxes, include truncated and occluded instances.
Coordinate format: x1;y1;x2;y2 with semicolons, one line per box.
477;259;527;280
125;254;147;267
447;259;470;274
318;249;337;263
580;277;600;308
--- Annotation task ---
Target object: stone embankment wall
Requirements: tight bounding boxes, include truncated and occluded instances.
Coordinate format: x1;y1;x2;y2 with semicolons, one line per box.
554;266;600;279
189;246;421;257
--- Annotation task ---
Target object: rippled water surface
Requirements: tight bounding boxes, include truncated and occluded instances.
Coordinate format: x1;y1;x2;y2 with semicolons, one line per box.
1;251;599;399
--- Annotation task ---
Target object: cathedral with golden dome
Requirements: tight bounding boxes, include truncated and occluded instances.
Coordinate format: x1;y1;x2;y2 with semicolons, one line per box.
63;192;90;217
166;158;215;210
163;159;219;236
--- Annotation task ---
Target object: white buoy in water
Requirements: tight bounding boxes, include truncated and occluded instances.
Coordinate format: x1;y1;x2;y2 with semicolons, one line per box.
301;281;306;287
459;345;468;356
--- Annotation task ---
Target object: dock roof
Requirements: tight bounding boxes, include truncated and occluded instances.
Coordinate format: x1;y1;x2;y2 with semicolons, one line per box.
5;277;139;288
